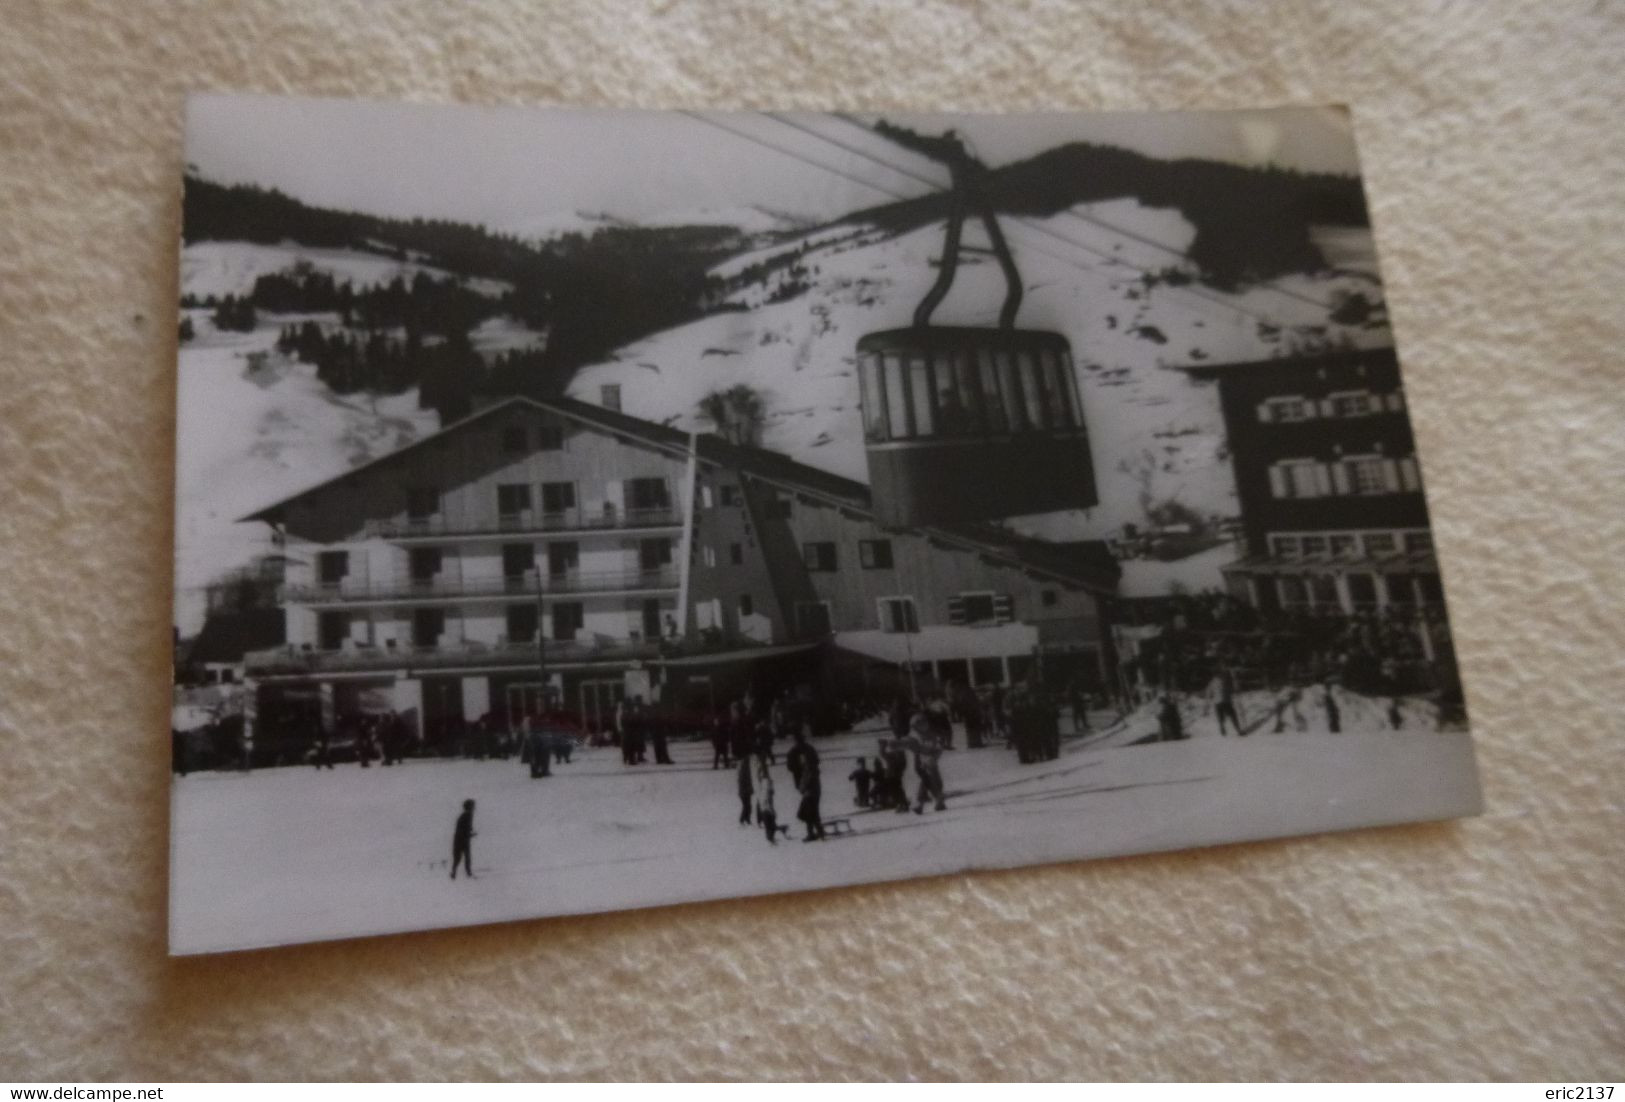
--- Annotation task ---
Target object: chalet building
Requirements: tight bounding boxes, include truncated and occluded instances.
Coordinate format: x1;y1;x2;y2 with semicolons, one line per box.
1179;348;1452;657
241;394;1118;747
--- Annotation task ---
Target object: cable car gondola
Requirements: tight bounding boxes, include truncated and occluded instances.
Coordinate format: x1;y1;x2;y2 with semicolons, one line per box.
855;124;1098;528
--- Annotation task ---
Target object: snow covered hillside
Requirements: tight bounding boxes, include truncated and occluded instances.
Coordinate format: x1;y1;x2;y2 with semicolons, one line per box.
181;240;512;300
566;200;1393;544
173;307;440;636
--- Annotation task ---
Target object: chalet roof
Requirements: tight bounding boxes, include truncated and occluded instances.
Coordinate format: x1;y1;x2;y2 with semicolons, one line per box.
241;394;1118;594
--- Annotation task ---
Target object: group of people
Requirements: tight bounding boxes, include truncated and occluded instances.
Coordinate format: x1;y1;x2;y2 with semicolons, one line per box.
610;696;673;766
734;729;827;844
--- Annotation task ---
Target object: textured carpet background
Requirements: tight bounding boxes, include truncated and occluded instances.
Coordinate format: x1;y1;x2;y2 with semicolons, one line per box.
2;0;1622;1082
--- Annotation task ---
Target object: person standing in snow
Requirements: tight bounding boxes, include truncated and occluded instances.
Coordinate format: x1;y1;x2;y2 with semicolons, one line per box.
736;754;755;826
848;757;873;809
789;731;825;841
1388;697;1404;730
910;737;947;814
1214;667;1241;737
1322;685;1341;733
650;698;673;765
757;772;780;845
450;799;476;880
710;710;731;770
1158;696;1184;742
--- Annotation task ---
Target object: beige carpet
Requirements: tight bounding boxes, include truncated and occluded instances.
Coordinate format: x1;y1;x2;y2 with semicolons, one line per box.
1;0;1621;1082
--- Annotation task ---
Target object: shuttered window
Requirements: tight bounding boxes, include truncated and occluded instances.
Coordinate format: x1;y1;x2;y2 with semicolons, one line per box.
878;597;919;634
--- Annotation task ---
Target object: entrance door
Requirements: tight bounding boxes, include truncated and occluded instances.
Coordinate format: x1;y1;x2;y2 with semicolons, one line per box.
506;683;548;729
579;679;625;735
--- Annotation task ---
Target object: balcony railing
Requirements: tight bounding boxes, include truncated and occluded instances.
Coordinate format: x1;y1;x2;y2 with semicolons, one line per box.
284;566;681;605
244;636;666;676
364;506;681;541
243;630;781;677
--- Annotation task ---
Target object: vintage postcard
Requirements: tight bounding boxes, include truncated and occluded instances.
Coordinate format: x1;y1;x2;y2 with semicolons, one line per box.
170;94;1480;953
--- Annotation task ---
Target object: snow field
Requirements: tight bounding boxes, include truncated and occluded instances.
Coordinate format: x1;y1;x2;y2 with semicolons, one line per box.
171;713;1478;953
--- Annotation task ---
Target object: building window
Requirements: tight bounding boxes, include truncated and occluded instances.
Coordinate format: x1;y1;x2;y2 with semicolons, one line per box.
796;601;833;638
1405;531;1434;554
803;542;837;571
739;594;754;618
547;542;579;578
507;603;538;643
878;597;919;634
318;610;349;650
729;542;744;566
1348;457;1390;495
501;426;528;454
600;384;621;412
1329;534;1358;559
1364;533;1397;556
1041;589;1058;608
859;539;894;569
411;608;444;648
948;592;1013;625
501;543;534;581
700;484;715;509
409;547;442;585
1330;390;1376;417
1309;575;1339;609
552;602;584;641
1269;459;1328;499
719;484;740;507
1300;535;1328;558
702;545;716;568
639;538;672;571
1347;573;1378;610
497;483;532;519
626;477;670;513
317;550;349;586
1271;536;1301;560
765;495;793;520
406;487;438;520
1259;396;1314;423
537;425;564;451
541;481;576;516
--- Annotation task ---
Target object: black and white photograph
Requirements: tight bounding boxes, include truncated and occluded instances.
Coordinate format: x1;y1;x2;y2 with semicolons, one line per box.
169;94;1481;954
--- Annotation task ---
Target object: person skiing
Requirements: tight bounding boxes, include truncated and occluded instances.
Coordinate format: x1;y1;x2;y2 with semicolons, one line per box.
1214;667;1241;737
450;799;476;880
1322;685;1341;734
848;757;873;809
756;772;780;845
736;755;754;826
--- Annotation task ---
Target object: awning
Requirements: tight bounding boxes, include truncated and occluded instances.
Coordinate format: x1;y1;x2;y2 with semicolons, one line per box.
656;640;825;669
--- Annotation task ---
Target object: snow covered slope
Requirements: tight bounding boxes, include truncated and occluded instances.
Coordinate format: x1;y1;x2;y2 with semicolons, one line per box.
567;200;1391;542
181;240;512;300
173;307;439;635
